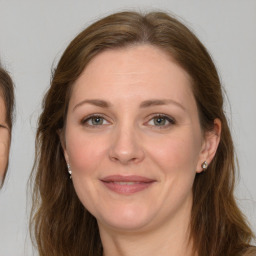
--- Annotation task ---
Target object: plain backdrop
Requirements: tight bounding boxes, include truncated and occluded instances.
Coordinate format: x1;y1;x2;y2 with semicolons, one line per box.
0;0;255;255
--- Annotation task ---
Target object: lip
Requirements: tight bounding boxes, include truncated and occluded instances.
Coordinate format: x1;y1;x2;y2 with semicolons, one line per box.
100;175;156;195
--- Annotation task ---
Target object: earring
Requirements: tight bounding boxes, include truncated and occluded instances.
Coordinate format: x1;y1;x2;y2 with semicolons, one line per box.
201;161;208;171
67;164;72;179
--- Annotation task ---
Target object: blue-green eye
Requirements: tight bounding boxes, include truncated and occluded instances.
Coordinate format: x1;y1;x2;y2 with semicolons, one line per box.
148;115;175;127
82;115;109;126
90;116;104;125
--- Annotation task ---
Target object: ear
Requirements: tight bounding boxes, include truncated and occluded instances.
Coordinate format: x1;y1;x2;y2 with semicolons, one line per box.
58;129;70;164
196;118;221;173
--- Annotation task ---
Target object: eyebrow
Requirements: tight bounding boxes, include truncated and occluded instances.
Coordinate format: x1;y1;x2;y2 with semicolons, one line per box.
73;99;111;111
73;98;185;111
139;99;186;110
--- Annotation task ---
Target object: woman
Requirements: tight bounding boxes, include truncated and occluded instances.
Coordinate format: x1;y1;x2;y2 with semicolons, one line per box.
0;65;14;188
30;11;256;256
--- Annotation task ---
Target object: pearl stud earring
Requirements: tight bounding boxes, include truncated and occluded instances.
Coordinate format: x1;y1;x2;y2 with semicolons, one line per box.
67;164;72;179
201;161;208;171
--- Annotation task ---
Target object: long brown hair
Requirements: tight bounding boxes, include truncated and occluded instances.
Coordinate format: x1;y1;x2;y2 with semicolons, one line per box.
30;11;255;256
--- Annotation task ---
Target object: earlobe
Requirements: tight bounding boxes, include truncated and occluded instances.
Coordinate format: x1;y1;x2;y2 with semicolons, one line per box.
196;118;221;173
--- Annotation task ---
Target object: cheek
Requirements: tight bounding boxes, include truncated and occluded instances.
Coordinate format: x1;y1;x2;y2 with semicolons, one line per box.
0;130;10;178
131;130;202;220
0;140;9;158
147;129;202;176
65;129;107;212
65;129;107;175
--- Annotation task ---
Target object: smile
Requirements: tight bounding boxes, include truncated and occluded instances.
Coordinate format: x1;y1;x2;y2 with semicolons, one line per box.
100;175;156;195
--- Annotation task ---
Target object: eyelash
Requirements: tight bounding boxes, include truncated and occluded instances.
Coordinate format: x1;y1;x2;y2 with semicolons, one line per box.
81;114;109;127
81;113;176;129
146;114;176;129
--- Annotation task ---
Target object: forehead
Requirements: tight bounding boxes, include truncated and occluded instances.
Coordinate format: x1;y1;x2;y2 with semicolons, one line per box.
70;45;194;105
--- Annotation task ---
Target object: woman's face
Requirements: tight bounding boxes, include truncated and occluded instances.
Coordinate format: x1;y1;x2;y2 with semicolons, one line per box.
0;93;10;184
63;45;219;233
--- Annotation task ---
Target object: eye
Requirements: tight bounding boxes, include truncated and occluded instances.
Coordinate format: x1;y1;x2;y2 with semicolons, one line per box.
81;114;110;127
147;114;175;128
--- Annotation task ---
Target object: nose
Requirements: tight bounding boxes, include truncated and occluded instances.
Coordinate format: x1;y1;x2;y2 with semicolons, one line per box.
108;124;145;165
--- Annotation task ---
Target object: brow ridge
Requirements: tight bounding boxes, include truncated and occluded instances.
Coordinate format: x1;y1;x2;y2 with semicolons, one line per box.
73;99;111;111
139;99;185;110
73;98;185;111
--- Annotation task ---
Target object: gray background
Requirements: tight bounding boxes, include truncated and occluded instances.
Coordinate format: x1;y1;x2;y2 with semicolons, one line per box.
0;0;255;255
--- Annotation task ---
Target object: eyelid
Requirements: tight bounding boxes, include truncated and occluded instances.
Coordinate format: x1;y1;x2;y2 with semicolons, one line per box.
81;113;111;127
145;113;176;128
80;113;176;128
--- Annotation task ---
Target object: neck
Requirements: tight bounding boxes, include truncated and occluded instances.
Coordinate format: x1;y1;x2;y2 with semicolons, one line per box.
99;197;195;256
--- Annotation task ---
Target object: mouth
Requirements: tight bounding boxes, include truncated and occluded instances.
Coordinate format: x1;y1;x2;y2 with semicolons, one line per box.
100;175;156;195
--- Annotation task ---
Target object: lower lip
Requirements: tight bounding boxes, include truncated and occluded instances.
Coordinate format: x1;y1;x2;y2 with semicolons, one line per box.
101;181;154;195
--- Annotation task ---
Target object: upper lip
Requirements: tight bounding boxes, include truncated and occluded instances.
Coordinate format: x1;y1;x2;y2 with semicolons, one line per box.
100;175;156;183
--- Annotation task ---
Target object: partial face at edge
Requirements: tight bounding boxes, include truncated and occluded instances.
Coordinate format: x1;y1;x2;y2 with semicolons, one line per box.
0;93;10;185
61;45;220;233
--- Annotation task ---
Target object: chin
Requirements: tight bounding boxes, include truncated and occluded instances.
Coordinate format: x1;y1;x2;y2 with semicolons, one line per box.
96;205;156;232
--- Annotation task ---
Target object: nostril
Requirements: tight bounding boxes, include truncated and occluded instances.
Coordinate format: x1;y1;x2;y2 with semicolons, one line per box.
110;156;119;162
109;151;144;165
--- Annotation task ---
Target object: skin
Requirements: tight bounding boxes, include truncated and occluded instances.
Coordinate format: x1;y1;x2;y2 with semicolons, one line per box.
62;45;221;256
0;94;10;186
